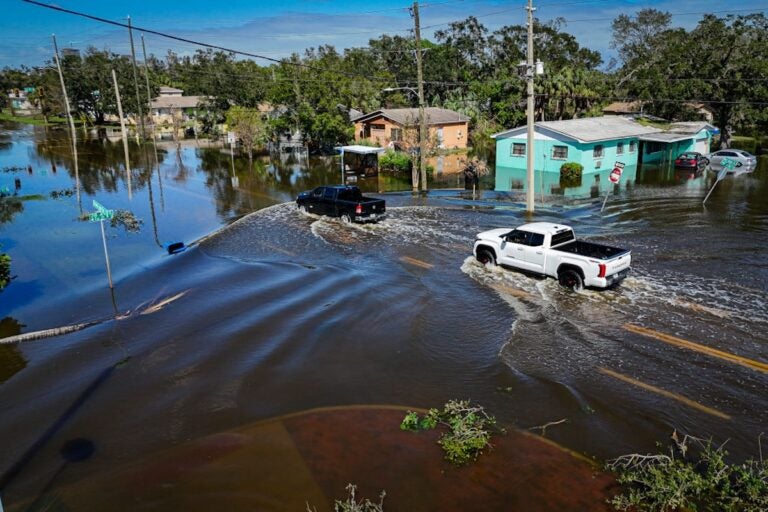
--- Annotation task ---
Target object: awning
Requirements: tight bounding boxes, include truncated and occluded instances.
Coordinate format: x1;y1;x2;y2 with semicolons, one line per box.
336;145;386;154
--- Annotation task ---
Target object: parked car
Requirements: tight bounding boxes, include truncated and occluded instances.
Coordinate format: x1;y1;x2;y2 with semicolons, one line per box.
473;222;631;291
707;149;757;171
674;151;709;170
296;185;386;223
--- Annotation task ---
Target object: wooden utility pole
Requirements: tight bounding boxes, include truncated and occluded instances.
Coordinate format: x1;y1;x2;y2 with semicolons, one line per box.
141;34;160;167
127;16;145;142
52;34;81;210
412;1;427;193
112;69;132;199
526;0;536;213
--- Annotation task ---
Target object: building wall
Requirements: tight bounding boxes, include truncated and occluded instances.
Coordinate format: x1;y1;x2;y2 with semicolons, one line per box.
354;116;468;149
495;130;641;191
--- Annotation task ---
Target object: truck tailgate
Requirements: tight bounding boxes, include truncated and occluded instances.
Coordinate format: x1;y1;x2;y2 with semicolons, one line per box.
605;252;631;275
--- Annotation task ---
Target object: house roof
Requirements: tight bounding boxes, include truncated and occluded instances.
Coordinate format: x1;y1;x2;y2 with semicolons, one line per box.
150;95;208;109
159;86;184;94
668;121;717;134
492;116;662;143
353;107;469;126
639;132;694;143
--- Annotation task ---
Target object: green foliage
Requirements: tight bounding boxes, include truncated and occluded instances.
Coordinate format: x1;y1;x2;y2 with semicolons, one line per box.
379;150;412;174
607;433;768;512
0;250;10;290
400;400;503;466
560;162;583;187
110;210;142;233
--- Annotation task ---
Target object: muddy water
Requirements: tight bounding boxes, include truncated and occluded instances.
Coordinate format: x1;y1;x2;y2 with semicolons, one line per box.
1;123;767;509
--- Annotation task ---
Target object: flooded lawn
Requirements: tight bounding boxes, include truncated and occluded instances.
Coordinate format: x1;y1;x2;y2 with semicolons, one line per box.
1;123;767;510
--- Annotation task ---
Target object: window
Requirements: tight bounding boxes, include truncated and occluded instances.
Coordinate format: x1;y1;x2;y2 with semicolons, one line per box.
511;143;526;156
312;187;324;198
593;145;604;158
323;188;335;199
370;123;385;131
551;229;575;247
505;230;530;244
390;128;402;141
617;142;624;155
552;145;568;159
645;141;664;154
629;140;637;152
528;233;545;247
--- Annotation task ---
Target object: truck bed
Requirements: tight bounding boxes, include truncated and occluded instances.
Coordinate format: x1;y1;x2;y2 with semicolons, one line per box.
552;240;629;260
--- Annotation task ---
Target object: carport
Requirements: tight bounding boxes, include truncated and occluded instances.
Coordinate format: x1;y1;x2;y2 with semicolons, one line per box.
336;145;385;184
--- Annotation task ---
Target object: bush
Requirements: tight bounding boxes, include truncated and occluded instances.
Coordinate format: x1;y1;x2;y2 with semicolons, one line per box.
560;161;583;188
0;250;10;290
607;432;768;512
379;150;412;174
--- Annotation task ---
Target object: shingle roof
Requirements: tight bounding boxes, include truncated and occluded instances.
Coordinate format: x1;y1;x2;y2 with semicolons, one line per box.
354;107;469;126
159;86;184;94
150;95;208;109
493;116;662;143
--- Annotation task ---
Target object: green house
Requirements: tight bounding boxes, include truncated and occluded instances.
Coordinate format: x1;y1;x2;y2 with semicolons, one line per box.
637;122;716;165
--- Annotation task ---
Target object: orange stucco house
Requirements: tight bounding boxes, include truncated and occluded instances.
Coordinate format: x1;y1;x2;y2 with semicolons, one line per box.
352;107;470;150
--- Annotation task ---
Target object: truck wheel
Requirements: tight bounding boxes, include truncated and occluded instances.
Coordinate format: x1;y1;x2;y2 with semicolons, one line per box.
341;214;352;224
558;269;583;291
476;249;496;266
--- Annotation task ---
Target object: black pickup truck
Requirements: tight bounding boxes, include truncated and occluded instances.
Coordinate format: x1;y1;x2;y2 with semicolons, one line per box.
296;185;386;223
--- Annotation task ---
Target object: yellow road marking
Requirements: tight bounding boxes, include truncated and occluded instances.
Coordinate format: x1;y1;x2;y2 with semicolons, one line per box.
623;324;768;374
399;256;433;269
598;367;731;420
490;283;533;299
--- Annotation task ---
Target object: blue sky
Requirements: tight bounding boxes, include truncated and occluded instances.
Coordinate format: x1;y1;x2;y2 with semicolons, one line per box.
2;0;765;69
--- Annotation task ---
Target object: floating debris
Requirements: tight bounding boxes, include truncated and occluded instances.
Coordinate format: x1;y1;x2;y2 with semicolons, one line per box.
110;209;143;233
50;188;75;199
1;166;25;173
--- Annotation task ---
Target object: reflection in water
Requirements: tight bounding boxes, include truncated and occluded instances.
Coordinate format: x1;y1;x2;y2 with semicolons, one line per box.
0;317;27;383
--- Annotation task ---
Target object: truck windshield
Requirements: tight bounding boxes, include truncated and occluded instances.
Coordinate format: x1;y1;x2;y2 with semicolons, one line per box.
551;230;575;247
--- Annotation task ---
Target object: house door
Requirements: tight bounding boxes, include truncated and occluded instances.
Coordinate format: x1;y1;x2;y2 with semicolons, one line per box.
695;137;708;154
364;125;371;139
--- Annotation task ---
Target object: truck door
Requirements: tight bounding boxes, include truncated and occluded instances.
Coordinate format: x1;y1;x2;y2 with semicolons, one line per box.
322;187;336;216
308;187;324;214
520;232;546;273
499;229;531;269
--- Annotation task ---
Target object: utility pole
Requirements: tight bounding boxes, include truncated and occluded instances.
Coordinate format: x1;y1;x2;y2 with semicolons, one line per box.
141;34;160;167
412;1;427;193
52;34;81;210
112;69;132;199
127;16;145;142
526;0;536;213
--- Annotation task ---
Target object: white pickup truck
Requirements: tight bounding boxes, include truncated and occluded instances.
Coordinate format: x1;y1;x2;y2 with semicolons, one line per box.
473;222;631;290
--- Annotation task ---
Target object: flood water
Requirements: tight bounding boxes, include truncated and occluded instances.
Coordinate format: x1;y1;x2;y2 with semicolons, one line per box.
1;123;767;510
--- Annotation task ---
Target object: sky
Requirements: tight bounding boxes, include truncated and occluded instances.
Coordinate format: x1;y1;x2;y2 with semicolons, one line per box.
1;0;765;70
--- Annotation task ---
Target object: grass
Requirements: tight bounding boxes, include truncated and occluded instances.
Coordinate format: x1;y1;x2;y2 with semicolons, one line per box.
0;110;74;126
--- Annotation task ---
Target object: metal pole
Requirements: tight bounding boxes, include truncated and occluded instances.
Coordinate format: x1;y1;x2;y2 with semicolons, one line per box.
127;16;145;142
601;190;610;211
702;180;720;204
100;220;114;289
141;34;160;166
341;149;345;184
526;0;536;213
413;1;427;193
112;69;132;199
230;141;236;178
52;35;81;211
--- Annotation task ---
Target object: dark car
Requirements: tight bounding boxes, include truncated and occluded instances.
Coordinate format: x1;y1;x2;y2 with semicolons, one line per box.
674;152;709;170
296;185;386;223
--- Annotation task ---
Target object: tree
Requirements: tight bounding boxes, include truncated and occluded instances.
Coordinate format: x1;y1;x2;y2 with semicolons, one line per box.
226;106;267;168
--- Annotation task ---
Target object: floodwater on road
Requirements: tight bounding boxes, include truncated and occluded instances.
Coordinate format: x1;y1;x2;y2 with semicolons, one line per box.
1;123;767;510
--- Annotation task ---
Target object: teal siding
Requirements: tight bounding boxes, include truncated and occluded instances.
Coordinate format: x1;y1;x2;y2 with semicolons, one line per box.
495;132;641;192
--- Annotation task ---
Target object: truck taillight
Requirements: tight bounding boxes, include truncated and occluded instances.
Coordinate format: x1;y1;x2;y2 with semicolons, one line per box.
598;263;607;278
355;204;362;215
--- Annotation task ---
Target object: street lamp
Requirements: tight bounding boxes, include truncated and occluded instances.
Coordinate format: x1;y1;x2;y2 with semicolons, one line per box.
382;87;426;193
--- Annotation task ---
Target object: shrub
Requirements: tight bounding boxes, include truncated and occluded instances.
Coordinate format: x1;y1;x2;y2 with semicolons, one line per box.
400;399;504;466
560;161;583;188
379;150;412;174
607;432;768;512
0;250;10;290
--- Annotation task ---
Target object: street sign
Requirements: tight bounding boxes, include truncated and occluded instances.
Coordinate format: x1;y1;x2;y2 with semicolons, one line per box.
89;200;114;223
720;157;736;171
89;211;114;222
227;131;236;145
609;162;625;184
716;168;728;181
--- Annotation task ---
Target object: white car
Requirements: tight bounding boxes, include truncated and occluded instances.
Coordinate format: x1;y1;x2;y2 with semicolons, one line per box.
473;222;631;291
707;149;757;171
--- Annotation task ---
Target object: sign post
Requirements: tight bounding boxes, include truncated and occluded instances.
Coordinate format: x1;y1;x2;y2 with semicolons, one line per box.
601;162;624;212
703;158;733;205
89;200;115;289
227;131;238;187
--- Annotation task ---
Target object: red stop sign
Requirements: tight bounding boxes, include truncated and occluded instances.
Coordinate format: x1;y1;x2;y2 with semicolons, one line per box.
609;167;622;184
